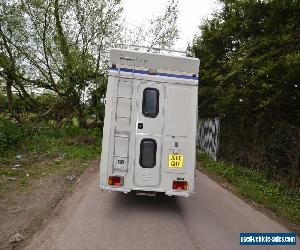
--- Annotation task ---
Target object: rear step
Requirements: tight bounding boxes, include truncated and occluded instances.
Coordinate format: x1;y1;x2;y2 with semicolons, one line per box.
135;191;157;197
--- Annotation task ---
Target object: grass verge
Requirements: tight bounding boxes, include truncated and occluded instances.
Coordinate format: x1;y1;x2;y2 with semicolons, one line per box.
0;124;101;197
197;152;300;231
0;121;102;249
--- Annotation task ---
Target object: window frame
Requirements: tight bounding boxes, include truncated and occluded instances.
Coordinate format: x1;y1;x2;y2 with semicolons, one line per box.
139;138;157;168
142;88;159;118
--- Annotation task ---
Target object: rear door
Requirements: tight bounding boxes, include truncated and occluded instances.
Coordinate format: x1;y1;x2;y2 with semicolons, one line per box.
134;81;165;187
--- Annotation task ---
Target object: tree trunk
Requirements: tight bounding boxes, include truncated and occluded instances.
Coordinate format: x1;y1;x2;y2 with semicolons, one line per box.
6;79;13;116
77;106;87;128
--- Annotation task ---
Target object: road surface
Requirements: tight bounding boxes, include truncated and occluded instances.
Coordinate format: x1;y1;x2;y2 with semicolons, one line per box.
27;166;298;250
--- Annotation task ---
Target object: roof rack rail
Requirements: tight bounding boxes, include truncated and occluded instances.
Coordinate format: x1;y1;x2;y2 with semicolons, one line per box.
114;44;186;56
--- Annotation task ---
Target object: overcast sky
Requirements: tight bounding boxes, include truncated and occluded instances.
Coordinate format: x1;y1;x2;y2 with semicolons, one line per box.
122;0;221;50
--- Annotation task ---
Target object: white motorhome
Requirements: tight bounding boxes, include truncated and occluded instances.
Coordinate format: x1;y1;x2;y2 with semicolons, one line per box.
100;46;200;197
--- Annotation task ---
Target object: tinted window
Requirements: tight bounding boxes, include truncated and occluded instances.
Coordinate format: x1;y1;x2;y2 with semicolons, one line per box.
142;88;159;118
139;139;157;168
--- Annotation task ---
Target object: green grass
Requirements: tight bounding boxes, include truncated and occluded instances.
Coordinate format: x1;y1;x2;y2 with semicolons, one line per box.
197;152;300;227
0;123;102;197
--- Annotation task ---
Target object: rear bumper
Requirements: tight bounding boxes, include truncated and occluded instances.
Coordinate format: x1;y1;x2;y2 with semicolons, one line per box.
101;185;131;193
100;185;194;197
165;190;192;197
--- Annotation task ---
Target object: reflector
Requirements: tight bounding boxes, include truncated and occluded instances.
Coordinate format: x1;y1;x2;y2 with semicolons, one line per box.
108;176;123;186
172;181;188;190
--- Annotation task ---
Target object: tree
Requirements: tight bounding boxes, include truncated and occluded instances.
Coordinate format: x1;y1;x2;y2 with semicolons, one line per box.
121;0;180;49
0;1;32;120
1;0;181;127
191;0;300;186
0;0;123;126
148;0;179;49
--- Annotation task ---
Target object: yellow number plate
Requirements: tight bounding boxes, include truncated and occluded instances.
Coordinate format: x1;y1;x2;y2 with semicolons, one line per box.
168;154;184;168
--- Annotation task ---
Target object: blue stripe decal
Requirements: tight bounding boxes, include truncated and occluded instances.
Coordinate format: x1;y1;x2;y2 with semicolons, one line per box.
109;67;198;80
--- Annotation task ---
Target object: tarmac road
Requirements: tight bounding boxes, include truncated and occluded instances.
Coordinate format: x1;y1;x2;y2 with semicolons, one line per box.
27;165;298;250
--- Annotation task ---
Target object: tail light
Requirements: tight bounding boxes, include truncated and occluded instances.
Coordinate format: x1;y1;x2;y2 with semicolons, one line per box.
173;181;188;190
108;176;123;186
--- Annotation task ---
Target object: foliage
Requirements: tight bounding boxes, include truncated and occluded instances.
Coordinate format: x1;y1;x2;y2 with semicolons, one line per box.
121;0;180;49
0;119;101;155
0;0;181;126
0;122;101;196
0;118;27;154
191;0;300;186
0;0;123;126
147;0;179;49
198;152;300;227
86;74;108;126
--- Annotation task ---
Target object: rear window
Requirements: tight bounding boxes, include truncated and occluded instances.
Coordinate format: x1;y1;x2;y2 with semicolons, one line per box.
139;138;157;168
142;88;159;118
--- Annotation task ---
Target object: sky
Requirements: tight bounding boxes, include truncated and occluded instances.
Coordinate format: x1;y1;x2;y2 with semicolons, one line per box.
122;0;221;50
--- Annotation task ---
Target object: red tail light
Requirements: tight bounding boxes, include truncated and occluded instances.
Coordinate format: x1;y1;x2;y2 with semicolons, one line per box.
108;176;123;186
173;181;188;190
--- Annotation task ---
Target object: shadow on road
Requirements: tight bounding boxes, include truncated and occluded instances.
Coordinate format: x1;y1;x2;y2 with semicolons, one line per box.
110;192;182;214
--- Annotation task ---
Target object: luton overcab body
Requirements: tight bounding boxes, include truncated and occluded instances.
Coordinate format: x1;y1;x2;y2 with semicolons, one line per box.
100;47;200;197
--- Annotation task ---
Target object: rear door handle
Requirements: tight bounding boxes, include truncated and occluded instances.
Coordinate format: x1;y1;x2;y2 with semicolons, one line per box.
138;123;143;129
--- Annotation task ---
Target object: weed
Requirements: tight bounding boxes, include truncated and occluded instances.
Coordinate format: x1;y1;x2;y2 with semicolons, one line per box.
0;122;101;196
198;152;300;226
